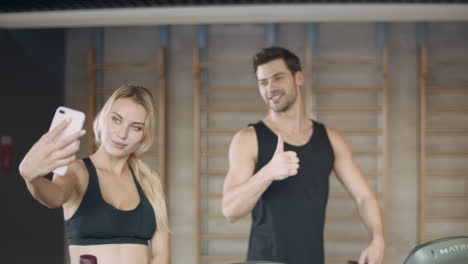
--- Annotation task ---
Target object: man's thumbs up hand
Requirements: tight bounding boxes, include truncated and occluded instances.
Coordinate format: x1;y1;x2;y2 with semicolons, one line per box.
264;134;300;181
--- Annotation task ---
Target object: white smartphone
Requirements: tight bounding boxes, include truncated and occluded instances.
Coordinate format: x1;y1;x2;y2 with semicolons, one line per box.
49;106;86;176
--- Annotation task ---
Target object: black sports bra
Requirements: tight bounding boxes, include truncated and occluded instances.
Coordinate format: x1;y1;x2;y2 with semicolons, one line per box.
65;157;156;245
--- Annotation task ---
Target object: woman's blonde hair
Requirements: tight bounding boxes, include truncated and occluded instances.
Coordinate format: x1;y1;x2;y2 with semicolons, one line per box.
93;84;168;232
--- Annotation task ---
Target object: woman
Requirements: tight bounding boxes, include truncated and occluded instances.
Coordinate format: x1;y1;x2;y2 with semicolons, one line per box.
19;85;170;264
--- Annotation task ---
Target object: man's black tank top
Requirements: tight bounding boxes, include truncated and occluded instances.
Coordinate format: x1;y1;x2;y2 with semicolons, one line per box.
247;120;334;264
65;157;156;245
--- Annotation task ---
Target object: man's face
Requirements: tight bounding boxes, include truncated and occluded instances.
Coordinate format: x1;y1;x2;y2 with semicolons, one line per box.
256;59;303;112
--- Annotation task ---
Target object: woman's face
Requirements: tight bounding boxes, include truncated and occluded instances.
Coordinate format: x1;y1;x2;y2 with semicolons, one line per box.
100;98;147;157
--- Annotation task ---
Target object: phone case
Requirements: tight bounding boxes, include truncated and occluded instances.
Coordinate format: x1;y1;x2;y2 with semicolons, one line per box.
49;106;85;175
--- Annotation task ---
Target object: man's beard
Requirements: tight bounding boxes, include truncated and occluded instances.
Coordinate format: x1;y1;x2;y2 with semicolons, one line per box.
268;93;296;113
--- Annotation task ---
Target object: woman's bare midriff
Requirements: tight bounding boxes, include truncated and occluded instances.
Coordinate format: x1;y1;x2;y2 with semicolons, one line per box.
69;244;149;264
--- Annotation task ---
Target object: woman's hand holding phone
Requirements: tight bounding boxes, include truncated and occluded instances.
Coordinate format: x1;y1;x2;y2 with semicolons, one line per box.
19;108;86;182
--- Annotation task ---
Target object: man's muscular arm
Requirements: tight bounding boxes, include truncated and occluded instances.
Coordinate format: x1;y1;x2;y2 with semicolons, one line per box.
222;127;299;222
327;127;384;264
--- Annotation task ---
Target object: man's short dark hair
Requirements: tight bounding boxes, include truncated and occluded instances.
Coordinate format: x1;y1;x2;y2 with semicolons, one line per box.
253;46;302;75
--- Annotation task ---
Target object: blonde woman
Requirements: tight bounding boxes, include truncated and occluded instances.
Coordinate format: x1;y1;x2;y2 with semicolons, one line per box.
19;85;170;264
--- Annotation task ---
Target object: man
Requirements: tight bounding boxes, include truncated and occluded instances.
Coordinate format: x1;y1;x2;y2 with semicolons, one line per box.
222;46;384;264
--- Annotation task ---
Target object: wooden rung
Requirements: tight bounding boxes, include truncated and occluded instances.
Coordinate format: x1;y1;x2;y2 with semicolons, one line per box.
201;150;228;157
426;193;468;199
338;129;383;135
427;151;468;156
201;171;227;177
201;234;248;240
324;236;368;242
201;129;237;135
426;172;468;177
427;86;468;92
93;62;159;69
201;107;266;113
97;87;160;94
310;86;382;92
427;129;468;135
427;107;468;113
199;61;250;68
313;107;382;113
307;60;379;67
201;255;244;262
426;215;468;221
201;86;257;92
430;61;468;67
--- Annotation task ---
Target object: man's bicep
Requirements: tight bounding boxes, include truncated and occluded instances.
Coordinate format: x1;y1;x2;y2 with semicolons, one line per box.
223;129;257;193
327;126;356;175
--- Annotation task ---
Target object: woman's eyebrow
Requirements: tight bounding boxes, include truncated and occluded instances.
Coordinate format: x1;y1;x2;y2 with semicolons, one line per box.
111;112;123;119
112;112;144;125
